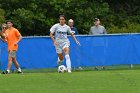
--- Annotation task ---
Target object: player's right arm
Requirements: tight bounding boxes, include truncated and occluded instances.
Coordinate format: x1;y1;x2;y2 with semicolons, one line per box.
50;33;57;46
50;24;57;46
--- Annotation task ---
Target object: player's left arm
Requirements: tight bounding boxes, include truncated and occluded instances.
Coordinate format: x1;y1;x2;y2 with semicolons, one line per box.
70;33;80;46
68;26;80;46
15;30;22;45
17;35;22;43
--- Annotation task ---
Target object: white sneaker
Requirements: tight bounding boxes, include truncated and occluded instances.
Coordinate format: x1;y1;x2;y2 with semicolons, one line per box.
5;70;10;74
68;69;72;73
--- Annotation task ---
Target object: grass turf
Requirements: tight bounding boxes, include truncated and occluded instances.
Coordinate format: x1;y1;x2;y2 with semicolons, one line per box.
0;70;140;93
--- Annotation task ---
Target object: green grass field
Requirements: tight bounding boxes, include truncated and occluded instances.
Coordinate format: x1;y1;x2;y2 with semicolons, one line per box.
0;70;140;93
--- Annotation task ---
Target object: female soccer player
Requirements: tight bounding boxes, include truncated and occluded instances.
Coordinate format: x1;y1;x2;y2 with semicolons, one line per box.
50;15;80;73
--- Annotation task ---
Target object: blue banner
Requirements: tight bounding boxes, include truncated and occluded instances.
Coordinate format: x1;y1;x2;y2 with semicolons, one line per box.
0;34;140;69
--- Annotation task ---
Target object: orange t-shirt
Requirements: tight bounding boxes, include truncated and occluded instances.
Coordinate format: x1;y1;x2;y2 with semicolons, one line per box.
5;27;21;51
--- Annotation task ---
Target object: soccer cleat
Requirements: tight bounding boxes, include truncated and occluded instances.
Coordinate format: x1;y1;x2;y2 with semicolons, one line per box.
57;60;64;66
6;71;10;74
57;58;64;66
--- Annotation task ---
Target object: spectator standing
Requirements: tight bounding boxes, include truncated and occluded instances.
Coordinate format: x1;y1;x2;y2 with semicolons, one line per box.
2;20;22;74
89;18;107;35
68;19;79;35
89;18;107;70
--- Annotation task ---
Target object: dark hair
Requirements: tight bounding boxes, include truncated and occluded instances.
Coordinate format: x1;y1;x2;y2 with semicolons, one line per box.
59;15;66;20
7;20;13;24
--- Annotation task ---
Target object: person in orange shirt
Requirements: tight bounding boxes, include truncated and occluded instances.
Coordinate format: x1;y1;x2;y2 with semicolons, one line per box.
2;20;22;74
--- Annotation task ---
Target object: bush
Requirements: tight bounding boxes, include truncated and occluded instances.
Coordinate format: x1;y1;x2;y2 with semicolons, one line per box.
107;23;140;34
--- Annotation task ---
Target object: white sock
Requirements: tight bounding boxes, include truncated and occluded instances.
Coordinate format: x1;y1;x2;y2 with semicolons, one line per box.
65;55;71;70
17;67;22;72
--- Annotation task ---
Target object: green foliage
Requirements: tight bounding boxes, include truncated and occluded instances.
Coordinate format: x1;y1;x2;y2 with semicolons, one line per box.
0;0;139;35
108;23;140;34
0;8;5;25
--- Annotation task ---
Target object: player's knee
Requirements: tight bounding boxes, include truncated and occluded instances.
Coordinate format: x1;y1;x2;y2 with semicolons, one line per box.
12;57;16;61
63;47;69;54
8;58;12;62
64;50;69;55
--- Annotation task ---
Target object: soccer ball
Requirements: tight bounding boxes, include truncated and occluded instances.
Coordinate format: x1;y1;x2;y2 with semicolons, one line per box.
58;65;67;73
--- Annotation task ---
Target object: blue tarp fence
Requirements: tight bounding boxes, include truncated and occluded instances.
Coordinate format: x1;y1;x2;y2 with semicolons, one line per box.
0;33;140;70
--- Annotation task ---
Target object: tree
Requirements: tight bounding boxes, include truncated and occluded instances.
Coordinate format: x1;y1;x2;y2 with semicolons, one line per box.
0;0;139;35
0;8;5;25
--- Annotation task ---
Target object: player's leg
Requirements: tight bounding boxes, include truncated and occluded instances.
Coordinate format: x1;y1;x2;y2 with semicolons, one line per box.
12;51;22;73
6;51;14;74
12;57;22;73
56;45;64;65
57;53;64;65
63;47;72;73
6;57;12;74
